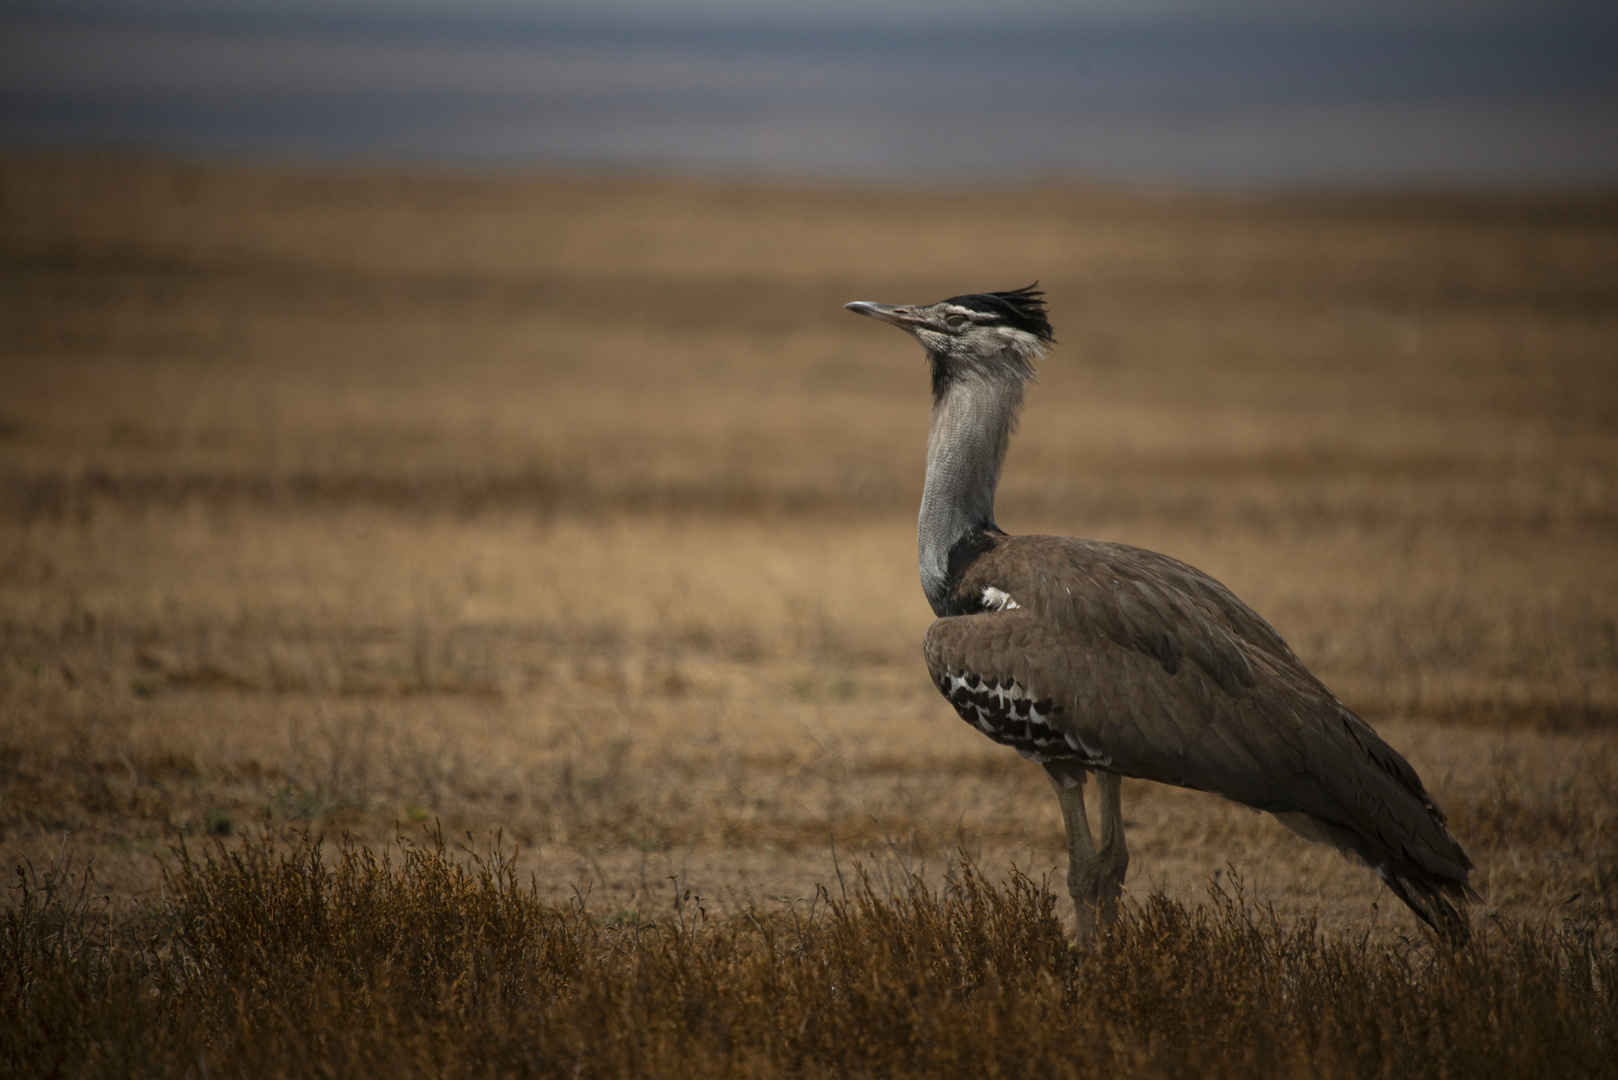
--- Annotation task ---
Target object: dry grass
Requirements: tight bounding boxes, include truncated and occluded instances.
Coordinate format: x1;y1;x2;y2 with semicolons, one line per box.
5;829;1614;1078
6;835;1611;1075
2;154;1617;1072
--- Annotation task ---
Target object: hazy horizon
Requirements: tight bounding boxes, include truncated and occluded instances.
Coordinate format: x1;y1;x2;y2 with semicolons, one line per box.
3;3;1615;187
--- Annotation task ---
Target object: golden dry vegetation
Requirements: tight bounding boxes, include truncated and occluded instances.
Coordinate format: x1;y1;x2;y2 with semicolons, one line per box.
2;154;1617;1075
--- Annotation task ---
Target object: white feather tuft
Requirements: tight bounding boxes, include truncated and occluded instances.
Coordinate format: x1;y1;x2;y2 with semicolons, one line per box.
981;586;1020;611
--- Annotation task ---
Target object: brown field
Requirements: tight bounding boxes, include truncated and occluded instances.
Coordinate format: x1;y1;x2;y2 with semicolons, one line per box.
2;155;1617;1075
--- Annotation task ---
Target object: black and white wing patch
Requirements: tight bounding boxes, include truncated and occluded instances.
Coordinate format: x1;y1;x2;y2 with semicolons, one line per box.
937;669;1111;768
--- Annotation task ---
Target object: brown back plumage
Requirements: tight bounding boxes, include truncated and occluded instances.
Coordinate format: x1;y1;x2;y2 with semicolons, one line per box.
924;533;1477;936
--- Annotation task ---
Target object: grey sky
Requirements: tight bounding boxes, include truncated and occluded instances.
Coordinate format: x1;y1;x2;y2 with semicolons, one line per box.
2;0;1614;185
8;0;1614;29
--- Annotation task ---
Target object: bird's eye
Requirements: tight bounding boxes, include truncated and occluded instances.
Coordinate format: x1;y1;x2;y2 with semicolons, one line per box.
945;314;969;328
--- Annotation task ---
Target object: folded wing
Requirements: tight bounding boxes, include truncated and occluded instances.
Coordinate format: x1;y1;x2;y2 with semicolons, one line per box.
924;534;1475;933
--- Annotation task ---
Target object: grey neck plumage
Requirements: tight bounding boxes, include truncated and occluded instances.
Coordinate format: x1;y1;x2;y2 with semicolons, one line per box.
918;367;1025;615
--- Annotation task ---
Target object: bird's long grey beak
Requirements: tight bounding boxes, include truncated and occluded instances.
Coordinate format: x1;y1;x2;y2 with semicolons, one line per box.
845;301;923;328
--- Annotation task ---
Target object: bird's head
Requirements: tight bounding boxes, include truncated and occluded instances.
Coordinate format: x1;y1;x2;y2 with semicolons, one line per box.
845;284;1054;395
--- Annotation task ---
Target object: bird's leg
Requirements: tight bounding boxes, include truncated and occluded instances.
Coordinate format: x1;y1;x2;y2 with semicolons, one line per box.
1049;773;1103;939
1093;772;1129;926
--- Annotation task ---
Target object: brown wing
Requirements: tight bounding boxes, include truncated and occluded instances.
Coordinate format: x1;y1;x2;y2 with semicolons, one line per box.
924;534;1475;931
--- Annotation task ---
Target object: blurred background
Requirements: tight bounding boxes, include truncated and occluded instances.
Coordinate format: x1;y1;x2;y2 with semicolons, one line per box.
2;0;1616;934
3;0;1618;186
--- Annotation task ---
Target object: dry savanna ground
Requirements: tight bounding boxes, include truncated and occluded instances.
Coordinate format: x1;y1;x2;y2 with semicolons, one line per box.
1;154;1617;1074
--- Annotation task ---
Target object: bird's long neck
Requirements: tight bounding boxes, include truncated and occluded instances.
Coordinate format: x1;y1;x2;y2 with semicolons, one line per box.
919;368;1024;614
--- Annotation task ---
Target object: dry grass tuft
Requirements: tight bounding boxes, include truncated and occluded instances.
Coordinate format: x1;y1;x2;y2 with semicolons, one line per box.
5;830;1614;1078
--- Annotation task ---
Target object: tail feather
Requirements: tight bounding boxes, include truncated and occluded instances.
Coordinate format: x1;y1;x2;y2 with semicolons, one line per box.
1376;865;1475;942
1273;809;1476;941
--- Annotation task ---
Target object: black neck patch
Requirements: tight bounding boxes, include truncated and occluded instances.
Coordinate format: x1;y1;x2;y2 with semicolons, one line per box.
937;526;1003;617
928;353;950;399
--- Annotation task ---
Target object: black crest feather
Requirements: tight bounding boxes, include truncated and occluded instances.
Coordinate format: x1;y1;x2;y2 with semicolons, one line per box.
944;283;1055;344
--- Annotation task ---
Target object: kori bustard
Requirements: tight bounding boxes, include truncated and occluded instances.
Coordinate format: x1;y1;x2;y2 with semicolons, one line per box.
846;285;1475;939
